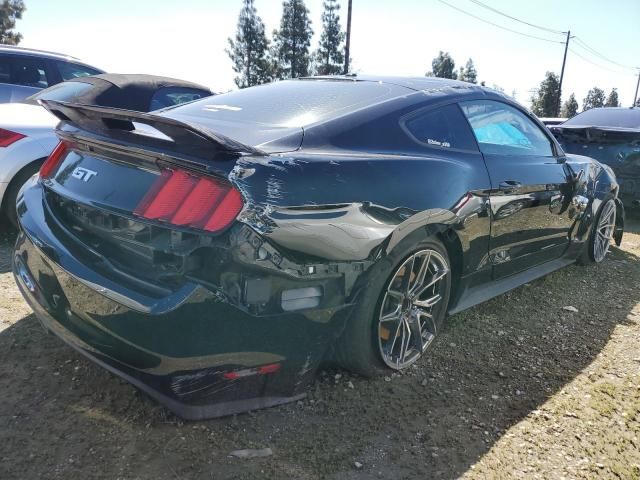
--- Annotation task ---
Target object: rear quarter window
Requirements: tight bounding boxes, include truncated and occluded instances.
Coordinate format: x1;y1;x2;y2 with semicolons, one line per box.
403;103;478;151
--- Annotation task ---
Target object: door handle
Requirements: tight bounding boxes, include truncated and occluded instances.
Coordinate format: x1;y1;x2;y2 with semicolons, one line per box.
498;180;522;191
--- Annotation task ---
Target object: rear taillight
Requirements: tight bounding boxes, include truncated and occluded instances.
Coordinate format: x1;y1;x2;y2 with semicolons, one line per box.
134;167;244;233
39;141;69;179
0;128;25;147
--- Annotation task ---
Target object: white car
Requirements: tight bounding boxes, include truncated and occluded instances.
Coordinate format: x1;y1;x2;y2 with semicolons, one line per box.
0;98;58;226
0;74;213;226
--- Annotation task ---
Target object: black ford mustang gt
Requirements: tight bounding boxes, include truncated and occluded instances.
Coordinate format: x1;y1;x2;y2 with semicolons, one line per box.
13;76;624;419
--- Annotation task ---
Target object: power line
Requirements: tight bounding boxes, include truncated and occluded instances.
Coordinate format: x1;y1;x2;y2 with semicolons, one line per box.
568;47;637;77
572;37;638;70
467;0;565;35
436;0;565;45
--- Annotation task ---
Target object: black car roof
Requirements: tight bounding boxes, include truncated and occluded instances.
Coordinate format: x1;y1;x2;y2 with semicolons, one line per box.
560;107;640;130
305;74;484;93
64;74;212;112
72;73;210;92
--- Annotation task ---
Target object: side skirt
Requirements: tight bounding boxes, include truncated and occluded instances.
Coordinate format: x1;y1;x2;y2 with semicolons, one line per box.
448;257;574;315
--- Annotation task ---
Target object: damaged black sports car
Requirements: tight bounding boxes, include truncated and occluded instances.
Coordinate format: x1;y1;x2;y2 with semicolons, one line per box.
550;107;640;207
13;76;624;419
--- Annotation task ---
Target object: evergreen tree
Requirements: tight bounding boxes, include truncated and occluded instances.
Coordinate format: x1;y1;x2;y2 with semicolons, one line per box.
272;0;313;79
0;0;25;45
226;0;272;88
560;93;579;118
314;0;345;75
605;88;620;107
458;58;477;84
530;72;560;117
583;87;606;111
426;51;457;79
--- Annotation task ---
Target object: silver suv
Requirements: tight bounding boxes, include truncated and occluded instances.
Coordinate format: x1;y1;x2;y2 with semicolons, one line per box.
0;45;103;103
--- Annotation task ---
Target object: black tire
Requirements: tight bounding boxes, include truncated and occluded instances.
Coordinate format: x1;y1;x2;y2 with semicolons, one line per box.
3;162;42;228
578;198;617;265
334;236;451;377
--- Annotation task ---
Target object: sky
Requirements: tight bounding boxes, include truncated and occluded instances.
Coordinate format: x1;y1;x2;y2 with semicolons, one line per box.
17;0;640;110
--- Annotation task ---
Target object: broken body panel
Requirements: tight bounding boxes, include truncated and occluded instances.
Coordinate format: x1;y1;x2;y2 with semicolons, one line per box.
13;78;623;419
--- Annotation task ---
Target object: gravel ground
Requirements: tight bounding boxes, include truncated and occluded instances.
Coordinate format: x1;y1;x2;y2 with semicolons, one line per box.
0;217;639;480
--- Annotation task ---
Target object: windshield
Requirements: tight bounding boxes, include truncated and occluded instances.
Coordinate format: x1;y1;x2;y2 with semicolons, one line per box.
23;81;93;105
563;108;640;129
164;79;408;128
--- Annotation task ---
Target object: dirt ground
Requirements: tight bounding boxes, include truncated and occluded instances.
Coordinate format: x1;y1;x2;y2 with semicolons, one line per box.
0;217;639;480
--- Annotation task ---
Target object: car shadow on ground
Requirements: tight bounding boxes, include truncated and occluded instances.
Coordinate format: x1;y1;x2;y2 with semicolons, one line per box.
0;224;639;479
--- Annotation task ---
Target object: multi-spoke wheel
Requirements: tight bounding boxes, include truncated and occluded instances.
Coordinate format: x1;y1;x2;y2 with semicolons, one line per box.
378;249;449;369
579;198;617;265
333;237;452;377
592;200;616;263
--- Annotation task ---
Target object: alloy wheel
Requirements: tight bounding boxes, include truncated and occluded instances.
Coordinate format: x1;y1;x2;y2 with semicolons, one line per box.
593;200;616;263
377;249;449;370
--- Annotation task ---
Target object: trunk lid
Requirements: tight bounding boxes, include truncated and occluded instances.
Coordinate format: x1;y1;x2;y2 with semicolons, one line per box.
36;100;271;290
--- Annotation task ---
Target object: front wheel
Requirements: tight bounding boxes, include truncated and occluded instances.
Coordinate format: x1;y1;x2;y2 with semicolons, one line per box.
335;237;451;377
579;198;617;265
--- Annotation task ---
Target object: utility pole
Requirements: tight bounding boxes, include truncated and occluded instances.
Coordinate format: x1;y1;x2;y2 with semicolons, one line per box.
557;30;571;117
343;0;352;74
634;70;640;107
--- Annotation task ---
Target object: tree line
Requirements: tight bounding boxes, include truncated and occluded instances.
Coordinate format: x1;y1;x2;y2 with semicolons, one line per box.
227;0;345;88
426;51;634;118
530;71;624;118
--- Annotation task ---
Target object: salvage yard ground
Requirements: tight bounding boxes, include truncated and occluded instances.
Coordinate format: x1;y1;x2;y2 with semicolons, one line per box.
0;218;639;479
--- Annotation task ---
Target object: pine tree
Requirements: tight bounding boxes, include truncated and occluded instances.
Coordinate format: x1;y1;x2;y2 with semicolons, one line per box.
605;88;620;107
560;93;579;118
583;87;606;111
458;58;477;84
272;0;313;79
0;0;25;45
530;72;560;117
314;0;344;75
426;51;457;79
226;0;272;88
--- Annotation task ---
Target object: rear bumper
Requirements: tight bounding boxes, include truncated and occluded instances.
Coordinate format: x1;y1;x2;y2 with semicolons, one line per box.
13;180;351;419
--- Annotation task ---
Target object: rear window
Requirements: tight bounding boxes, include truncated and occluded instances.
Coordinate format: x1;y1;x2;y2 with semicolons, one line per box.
149;86;210;111
563;108;640;129
26;81;93;103
168;79;407;127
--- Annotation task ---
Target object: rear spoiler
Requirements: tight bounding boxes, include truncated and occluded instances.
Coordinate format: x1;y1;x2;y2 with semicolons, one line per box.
39;100;266;160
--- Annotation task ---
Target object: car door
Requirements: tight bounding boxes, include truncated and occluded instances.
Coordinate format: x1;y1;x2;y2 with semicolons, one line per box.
459;99;575;278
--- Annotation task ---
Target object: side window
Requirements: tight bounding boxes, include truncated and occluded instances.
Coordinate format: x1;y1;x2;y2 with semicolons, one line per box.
11;57;49;88
57;61;101;81
404;103;478;151
459;100;553;156
149;87;210;111
0;56;10;84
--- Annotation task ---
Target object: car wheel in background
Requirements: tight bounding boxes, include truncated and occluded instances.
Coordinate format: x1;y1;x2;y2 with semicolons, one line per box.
4;161;42;228
335;237;451;377
578;198;617;265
